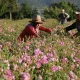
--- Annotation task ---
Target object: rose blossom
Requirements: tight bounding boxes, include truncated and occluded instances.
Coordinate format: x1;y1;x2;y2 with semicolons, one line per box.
20;72;30;80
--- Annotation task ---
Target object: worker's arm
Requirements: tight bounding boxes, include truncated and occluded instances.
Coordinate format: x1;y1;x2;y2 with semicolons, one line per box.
65;13;70;19
65;22;76;32
39;26;52;34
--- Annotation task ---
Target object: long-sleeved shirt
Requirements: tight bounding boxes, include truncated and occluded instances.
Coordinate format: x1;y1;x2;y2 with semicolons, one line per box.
65;21;80;32
17;24;52;42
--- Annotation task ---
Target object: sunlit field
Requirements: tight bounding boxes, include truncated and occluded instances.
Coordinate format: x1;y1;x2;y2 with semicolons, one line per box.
0;19;80;80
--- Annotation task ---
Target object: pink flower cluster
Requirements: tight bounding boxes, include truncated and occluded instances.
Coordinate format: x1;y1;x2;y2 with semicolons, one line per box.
78;50;80;55
57;40;65;46
18;54;31;65
3;70;15;80
73;57;80;63
59;41;65;46
36;55;48;68
67;71;78;80
20;72;30;80
34;49;56;68
0;44;2;50
23;46;29;50
34;48;43;55
61;57;68;63
51;66;62;72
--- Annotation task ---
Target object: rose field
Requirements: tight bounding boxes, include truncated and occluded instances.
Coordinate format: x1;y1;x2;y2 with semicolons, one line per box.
0;19;80;80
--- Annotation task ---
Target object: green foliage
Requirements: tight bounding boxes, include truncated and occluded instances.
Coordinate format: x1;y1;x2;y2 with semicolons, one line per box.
6;0;19;12
0;0;8;16
44;1;78;20
0;1;32;19
19;3;32;18
0;0;19;20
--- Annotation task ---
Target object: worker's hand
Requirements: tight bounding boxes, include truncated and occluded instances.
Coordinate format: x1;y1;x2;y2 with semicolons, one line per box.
37;35;42;39
35;32;42;39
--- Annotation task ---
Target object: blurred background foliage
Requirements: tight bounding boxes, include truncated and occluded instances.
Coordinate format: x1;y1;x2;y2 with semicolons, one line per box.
0;0;78;20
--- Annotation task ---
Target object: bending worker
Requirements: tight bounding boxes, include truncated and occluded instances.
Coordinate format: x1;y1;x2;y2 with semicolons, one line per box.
65;10;80;37
17;15;52;42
